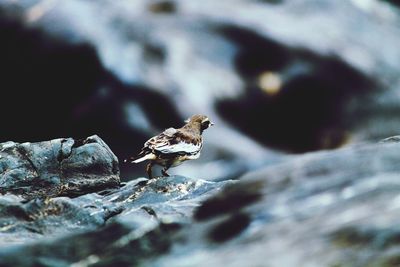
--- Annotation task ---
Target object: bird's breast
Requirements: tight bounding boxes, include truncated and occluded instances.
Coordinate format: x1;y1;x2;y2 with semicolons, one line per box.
171;152;201;167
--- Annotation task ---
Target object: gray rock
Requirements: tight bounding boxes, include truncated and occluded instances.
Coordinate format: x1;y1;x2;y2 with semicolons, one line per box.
0;135;231;254
151;140;400;267
0;135;120;199
0;175;232;265
3;139;400;266
1;0;400;266
380;135;400;143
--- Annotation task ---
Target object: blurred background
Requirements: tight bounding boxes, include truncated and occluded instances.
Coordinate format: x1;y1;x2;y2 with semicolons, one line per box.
1;0;400;181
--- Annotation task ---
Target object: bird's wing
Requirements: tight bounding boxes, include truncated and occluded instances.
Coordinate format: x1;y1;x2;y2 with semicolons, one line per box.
144;128;176;148
145;128;202;155
155;140;202;154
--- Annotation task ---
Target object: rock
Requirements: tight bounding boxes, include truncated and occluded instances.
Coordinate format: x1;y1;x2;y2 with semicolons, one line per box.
216;27;374;152
0;135;120;199
380;135;400;143
0;221;179;267
0;175;232;265
148;140;400;267
0;135;231;253
1;0;400;265
2;138;400;266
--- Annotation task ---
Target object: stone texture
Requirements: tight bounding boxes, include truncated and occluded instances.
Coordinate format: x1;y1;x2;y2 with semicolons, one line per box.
1;0;400;266
2;138;400;266
0;175;231;266
0;135;120;199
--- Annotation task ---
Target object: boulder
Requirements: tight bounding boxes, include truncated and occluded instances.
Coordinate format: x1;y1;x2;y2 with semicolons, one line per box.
0;135;120;199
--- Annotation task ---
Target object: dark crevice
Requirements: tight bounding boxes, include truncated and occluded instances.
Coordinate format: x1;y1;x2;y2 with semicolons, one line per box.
15;146;39;177
98;222;182;266
208;213;251;243
57;139;73;163
143;43;166;63
381;0;400;8
141;206;158;218
71;138;94;149
217;25;290;78
57;139;74;184
57;178;121;198
2;205;32;221
195;181;263;221
148;1;177;14
103;206;125;223
112;160;120;175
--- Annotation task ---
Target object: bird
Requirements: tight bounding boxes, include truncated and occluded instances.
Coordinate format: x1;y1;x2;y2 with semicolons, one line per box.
125;114;214;179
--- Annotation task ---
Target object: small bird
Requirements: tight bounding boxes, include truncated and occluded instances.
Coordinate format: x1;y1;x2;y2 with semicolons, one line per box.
126;114;214;179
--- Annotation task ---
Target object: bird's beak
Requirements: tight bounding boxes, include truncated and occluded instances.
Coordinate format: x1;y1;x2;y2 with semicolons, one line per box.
210;122;215;126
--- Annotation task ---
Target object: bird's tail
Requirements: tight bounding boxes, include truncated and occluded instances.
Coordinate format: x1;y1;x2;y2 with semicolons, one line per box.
124;151;156;163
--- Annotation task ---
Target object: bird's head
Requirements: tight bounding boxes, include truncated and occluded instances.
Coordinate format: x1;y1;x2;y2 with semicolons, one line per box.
185;114;214;133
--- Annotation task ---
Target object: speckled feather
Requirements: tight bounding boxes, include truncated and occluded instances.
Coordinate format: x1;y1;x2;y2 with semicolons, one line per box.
127;114;213;178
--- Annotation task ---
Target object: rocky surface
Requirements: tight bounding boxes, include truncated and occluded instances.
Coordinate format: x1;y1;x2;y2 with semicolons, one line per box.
0;135;120;199
0;136;232;265
2;137;400;266
2;0;400;266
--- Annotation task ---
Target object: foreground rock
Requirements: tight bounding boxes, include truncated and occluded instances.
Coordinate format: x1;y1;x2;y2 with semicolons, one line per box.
0;135;232;262
0;135;120;199
2;137;400;266
0;175;231;266
153;140;400;267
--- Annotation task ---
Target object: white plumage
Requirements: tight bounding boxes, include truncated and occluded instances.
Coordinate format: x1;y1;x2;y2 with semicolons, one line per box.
155;141;202;154
132;153;156;163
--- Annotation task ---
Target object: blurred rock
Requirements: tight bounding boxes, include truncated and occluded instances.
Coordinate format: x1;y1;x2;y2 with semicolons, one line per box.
380;135;400;143
146;139;400;267
217;25;374;152
0;135;120;199
4;0;400;179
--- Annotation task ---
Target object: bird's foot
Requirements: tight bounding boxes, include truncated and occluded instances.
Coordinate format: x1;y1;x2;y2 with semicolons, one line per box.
161;170;170;177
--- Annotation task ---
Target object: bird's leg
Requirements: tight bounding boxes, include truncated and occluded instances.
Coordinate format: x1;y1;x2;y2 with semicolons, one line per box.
146;162;153;180
161;163;172;177
161;167;170;177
